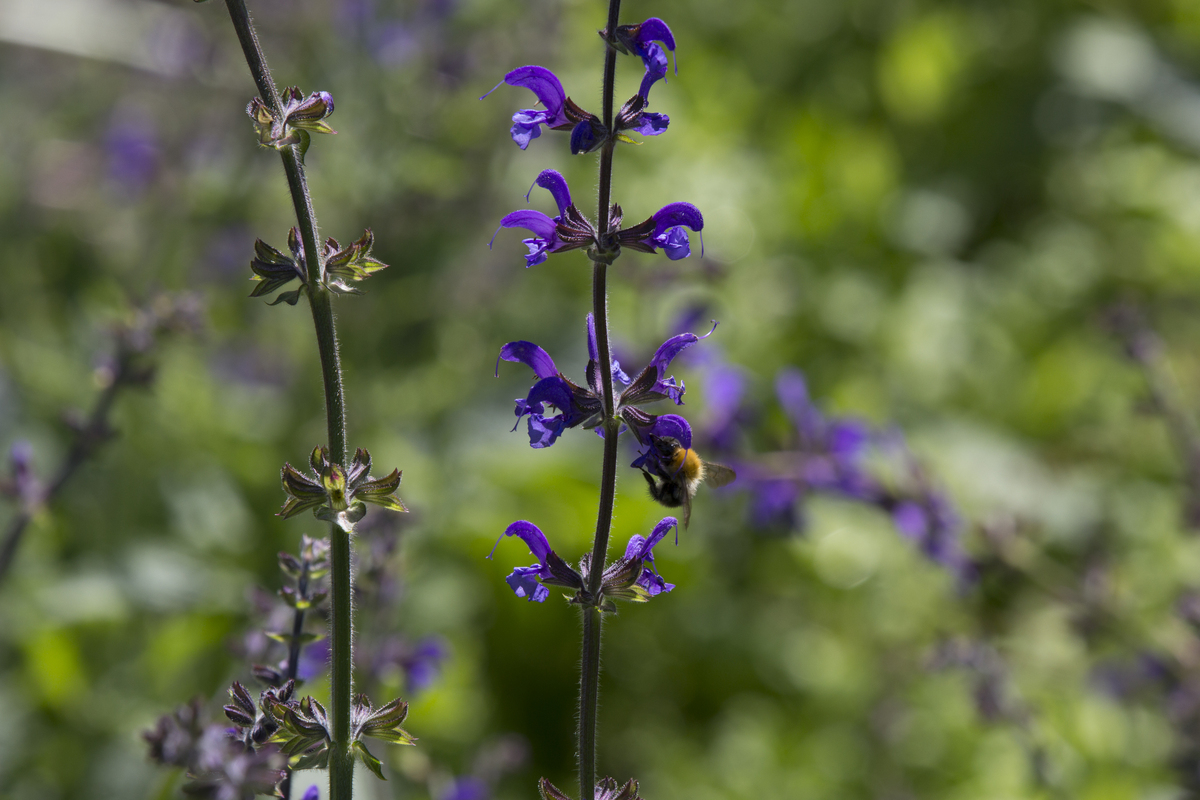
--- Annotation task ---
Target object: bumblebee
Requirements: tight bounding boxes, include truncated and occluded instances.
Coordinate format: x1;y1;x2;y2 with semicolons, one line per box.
640;436;736;527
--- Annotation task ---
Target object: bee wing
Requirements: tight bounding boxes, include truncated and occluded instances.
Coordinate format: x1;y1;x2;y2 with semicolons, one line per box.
702;461;737;489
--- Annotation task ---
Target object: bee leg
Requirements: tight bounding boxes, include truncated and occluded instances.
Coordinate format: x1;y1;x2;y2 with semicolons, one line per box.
641;469;661;501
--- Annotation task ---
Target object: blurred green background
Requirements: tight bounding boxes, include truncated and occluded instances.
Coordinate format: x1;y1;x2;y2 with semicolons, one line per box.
4;0;1200;798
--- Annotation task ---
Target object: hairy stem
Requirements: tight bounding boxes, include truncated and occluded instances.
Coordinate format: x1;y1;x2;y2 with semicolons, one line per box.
222;1;353;796
578;1;624;797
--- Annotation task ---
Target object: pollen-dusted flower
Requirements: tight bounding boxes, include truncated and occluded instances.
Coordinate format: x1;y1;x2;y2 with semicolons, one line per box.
497;315;715;448
280;446;406;532
480;66;604;152
491;170;597;268
247;87;336;150
617;202;704;260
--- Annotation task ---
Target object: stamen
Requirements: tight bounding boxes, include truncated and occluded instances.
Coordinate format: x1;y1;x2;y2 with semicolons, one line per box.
486;532;506;560
478;79;505;101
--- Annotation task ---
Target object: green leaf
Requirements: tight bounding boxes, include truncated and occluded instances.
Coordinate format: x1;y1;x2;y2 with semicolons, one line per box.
353;740;386;781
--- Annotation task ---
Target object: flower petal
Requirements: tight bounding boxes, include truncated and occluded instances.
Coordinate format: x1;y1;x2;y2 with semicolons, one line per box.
528;169;573;217
502;520;552;564
498;341;559;380
630;111;669;136
651;202;704;238
650;414;692;449
506;566;551;602
649;323;716;380
497;209;558;242
634;18;676;55
503;66;567;123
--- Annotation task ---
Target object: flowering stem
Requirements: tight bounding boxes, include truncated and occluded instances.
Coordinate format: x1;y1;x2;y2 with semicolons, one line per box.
221;1;353;797
578;1;623;798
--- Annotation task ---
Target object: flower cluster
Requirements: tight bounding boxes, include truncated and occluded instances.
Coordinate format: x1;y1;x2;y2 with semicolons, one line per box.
250;227;388;305
265;691;415;780
481;37;673;154
722;367;970;578
489;517;678;612
496;313;715;449
248;87;336;151
280;446;406;532
491;169;703;268
144;697;287;798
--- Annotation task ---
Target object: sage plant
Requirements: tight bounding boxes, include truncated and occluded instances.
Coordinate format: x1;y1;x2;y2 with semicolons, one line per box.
487;6;715;799
152;2;416;798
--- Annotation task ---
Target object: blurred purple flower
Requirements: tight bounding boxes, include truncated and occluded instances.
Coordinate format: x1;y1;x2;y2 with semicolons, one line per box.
105;113;159;194
366;635;448;692
373;21;420;66
442;776;490;800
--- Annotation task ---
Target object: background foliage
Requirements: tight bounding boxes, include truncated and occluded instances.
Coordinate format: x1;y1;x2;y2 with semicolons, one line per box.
4;0;1200;797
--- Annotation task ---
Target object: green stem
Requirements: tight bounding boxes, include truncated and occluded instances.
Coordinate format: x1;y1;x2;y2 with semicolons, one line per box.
221;2;352;797
578;2;623;797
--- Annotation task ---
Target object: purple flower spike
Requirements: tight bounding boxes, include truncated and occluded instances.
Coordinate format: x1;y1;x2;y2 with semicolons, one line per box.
302;787;321;800
646;322;717;403
480;66;570;149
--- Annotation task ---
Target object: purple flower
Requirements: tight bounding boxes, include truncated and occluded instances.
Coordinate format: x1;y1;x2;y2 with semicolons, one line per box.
496;316;715;448
614;94;670;140
487;520;584;603
617;202;704;260
613;18;677;98
493;173;703;265
490;170;597;268
488;518;678;608
622;517;679;596
480;66;601;152
749;478;801;530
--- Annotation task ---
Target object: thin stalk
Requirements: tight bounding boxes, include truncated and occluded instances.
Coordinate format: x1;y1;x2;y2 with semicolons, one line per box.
222;2;353;797
0;358;125;585
578;2;623;798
